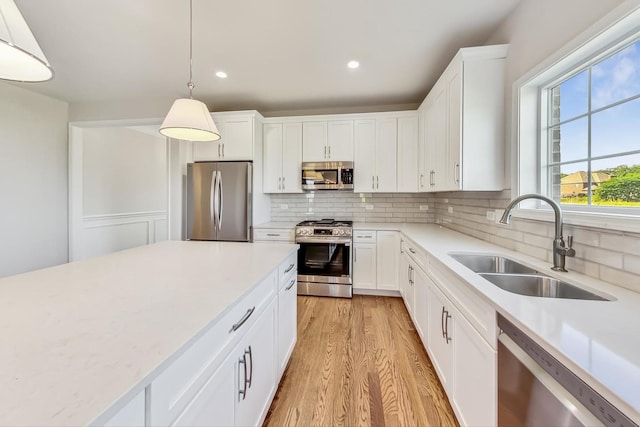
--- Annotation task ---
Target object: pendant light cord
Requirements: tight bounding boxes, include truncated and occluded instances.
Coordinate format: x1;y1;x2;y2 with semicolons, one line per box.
187;0;194;98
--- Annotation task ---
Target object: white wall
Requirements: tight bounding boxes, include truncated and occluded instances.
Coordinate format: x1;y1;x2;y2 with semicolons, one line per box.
69;124;168;261
0;82;69;278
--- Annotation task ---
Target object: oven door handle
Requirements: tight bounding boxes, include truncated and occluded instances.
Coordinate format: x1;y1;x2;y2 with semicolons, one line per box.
296;237;352;245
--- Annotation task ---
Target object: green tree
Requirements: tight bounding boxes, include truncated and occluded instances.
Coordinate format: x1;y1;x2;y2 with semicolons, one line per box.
594;173;640;202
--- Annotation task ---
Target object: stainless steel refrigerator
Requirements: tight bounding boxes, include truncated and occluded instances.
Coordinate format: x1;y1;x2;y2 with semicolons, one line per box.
186;161;253;242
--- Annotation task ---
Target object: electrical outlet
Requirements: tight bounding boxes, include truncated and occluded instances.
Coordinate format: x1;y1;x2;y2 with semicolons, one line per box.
280;204;288;210
486;210;495;221
419;205;429;211
365;204;374;210
448;206;453;214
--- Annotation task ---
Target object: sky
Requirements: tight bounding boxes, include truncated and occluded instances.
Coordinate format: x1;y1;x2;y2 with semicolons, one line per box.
554;39;640;174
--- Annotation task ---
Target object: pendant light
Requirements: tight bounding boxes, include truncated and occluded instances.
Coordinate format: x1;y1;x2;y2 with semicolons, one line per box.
0;0;53;82
160;0;220;142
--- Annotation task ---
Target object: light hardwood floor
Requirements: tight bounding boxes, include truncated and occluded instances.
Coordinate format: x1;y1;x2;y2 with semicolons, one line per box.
264;295;458;427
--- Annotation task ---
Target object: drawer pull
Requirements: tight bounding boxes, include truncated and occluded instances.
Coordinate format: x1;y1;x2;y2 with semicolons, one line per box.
284;263;295;273
409;248;416;254
267;233;280;237
285;279;296;291
229;307;255;333
238;352;248;400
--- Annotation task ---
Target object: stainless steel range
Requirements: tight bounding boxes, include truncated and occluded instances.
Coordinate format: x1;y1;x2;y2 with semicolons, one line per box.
295;219;353;298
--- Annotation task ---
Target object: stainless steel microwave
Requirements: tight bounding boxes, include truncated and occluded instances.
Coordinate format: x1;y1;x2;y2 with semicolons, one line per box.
301;161;354;190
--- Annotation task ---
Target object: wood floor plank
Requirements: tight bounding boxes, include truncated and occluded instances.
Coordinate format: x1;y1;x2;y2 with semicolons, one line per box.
264;295;458;427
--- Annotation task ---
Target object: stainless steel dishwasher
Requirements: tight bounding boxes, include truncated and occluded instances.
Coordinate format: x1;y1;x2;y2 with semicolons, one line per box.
497;314;636;427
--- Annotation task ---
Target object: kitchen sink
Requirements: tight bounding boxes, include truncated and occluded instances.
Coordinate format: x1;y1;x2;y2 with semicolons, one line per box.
450;254;541;275
478;273;610;301
450;253;612;301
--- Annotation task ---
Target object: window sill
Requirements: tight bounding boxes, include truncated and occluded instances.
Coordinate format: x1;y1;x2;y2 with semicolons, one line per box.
511;208;640;234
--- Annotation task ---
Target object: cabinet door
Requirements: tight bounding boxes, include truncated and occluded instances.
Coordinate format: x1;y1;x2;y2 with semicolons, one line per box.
451;305;496;427
353;119;376;192
235;302;277;427
418;104;429;192
413;266;429;344
376;231;399;290
446;65;463;191
399;250;410;300
427;284;453;391
220;118;254;160
353;243;377;290
263;124;283;193
375;118;397;192
277;276;297;377
281;123;303;193
397;116;419;192
425;82;447;191
193;140;222;161
172;357;235;427
302;121;328;162
327;120;354;161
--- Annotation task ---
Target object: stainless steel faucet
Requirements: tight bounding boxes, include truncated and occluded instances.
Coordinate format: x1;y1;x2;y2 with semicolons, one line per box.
499;194;575;272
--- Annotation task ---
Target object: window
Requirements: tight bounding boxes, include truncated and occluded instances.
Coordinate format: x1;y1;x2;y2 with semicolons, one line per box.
514;4;640;230
543;39;640;209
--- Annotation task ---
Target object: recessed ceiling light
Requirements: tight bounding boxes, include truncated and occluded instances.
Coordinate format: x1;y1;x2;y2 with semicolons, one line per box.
347;60;360;69
215;71;228;79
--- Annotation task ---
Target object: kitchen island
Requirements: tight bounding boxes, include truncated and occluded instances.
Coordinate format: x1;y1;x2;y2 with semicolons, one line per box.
0;240;298;426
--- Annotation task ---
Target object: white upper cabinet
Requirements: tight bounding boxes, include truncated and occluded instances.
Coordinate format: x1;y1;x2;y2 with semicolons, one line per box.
353;116;399;193
375;118;398;192
301;121;327;162
353;119;376;192
302;120;354;162
420;45;507;192
192;112;259;161
396;115;419;192
263;123;302;193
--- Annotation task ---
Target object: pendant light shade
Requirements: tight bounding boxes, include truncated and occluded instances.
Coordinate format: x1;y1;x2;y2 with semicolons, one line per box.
160;98;220;141
0;0;52;82
160;0;219;142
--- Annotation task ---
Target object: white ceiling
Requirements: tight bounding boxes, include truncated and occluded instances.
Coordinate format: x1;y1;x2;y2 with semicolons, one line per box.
13;0;520;115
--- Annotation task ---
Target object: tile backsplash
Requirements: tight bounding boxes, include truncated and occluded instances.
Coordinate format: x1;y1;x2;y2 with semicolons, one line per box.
270;190;639;293
270;192;435;223
433;191;640;294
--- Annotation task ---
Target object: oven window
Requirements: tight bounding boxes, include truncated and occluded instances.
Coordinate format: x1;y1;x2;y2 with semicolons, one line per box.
298;243;350;277
302;170;338;185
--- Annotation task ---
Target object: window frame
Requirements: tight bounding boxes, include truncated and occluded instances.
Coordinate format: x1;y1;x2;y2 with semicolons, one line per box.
512;2;640;233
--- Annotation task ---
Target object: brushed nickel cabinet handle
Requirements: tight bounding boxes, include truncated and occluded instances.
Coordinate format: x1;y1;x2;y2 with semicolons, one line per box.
229;307;255;333
286;279;296;291
284;263;295;273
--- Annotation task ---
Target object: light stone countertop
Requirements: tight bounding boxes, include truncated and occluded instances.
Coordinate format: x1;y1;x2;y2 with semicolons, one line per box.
258;220;639;420
253;221;299;229
393;224;640;424
0;240;298;427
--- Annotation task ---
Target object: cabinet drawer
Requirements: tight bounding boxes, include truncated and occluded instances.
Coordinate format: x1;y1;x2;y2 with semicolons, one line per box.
428;257;496;348
253;228;295;242
278;252;297;287
353;230;376;243
402;238;427;270
150;271;277;426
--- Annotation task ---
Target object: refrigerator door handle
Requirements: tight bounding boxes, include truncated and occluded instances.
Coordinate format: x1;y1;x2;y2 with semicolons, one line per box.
217;170;223;230
210;169;218;229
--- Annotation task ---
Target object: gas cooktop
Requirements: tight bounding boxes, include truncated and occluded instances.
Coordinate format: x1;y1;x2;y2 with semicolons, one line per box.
296;219;353;227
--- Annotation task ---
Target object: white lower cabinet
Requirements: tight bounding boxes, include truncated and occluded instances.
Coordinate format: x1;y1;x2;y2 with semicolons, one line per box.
427;283;454;391
353;242;377;290
234;302;277;427
277;272;297;377
172;358;235;427
451;305;496;427
427;271;496;426
353;230;400;292
412;265;429;343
